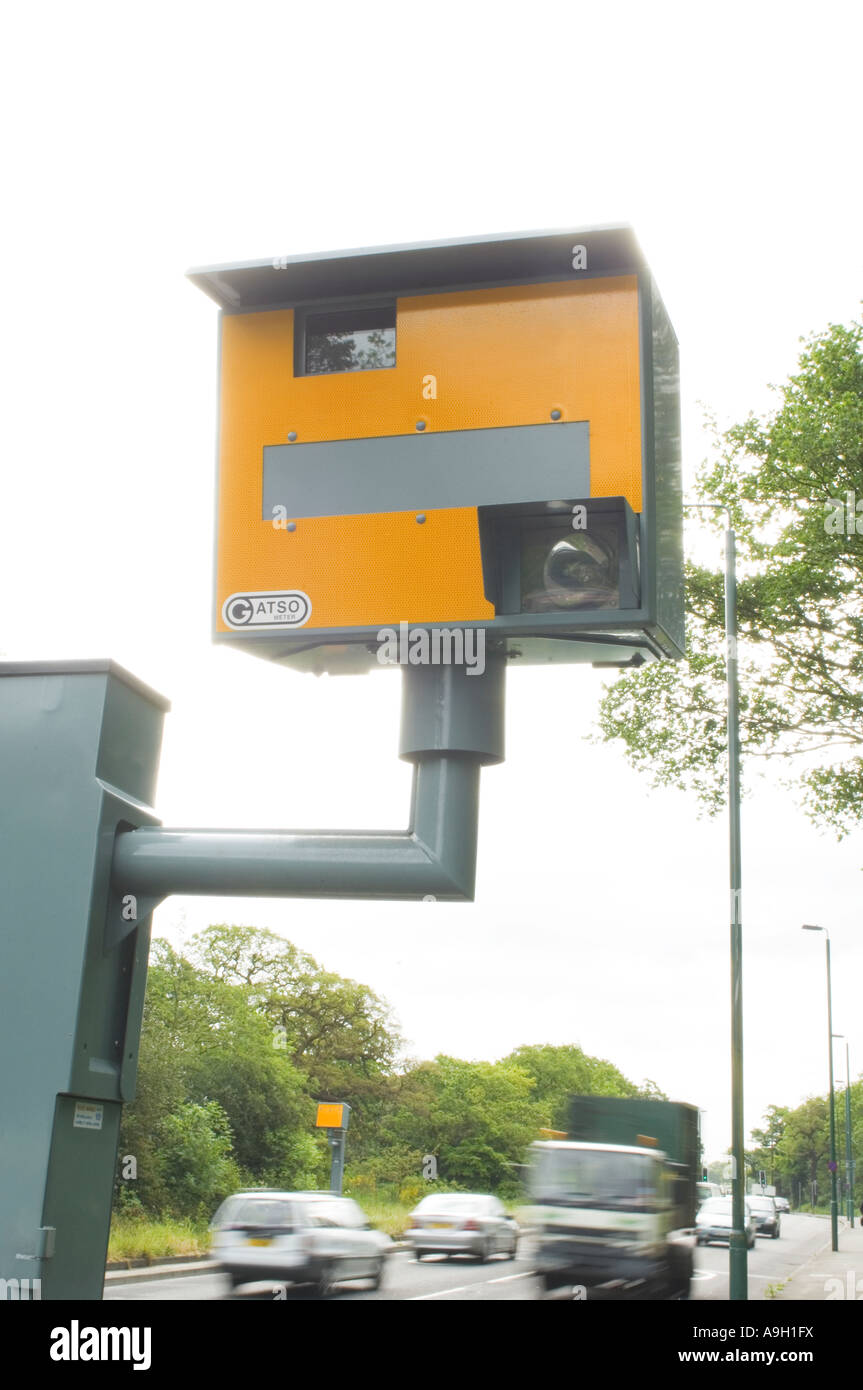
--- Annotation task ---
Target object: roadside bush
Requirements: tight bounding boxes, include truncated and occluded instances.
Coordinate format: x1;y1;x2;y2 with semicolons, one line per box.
158;1100;243;1220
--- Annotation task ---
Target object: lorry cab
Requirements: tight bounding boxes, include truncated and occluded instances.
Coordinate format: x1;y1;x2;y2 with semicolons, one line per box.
527;1140;679;1292
528;1140;672;1216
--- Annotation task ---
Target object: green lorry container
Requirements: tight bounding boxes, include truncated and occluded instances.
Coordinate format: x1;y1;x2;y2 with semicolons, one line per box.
567;1095;701;1229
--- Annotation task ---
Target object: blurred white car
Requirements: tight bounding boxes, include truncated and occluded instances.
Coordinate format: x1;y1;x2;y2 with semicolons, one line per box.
407;1193;519;1261
210;1191;392;1295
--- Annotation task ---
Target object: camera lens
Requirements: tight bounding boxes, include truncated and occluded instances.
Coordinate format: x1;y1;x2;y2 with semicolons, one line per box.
520;522;620;612
542;534;617;608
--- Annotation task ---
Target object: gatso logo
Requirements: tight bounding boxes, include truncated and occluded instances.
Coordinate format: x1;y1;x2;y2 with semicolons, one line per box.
222;591;312;629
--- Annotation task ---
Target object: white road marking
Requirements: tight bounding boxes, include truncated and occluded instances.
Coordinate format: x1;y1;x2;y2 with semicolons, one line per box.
410;1269;535;1299
411;1284;474;1300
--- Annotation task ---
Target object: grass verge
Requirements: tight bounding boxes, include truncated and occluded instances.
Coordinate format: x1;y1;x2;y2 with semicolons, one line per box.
108;1217;210;1263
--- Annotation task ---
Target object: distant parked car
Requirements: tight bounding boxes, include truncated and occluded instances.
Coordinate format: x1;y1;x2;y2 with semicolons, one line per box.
748;1194;781;1238
695;1197;756;1249
696;1181;723;1206
210;1190;392;1295
407;1193;519;1262
774;1196;790;1213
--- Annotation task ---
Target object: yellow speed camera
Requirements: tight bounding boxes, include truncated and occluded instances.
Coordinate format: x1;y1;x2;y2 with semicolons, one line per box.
188;226;683;673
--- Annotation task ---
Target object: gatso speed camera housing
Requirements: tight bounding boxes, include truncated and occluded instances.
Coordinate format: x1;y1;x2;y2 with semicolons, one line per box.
188;226;683;674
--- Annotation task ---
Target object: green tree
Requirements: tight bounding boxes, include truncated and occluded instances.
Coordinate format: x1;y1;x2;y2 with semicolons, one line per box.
186;924;401;1163
500;1043;643;1131
748;1105;790;1190
157;1100;242;1219
117;936;326;1210
596;317;863;833
187;925;399;1086
379;1055;538;1194
776;1095;831;1200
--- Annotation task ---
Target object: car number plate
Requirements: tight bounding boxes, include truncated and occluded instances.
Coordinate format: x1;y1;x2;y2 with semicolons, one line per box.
247;1237;272;1246
429;1222;451;1229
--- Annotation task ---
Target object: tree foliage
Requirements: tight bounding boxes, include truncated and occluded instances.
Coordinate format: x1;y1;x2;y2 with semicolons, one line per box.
377;1055;539;1195
746;1086;862;1208
597;317;863;834
184;924;400;1163
500;1043;651;1131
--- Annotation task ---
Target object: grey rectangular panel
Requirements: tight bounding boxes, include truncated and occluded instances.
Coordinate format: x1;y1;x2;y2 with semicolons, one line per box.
263;421;590;521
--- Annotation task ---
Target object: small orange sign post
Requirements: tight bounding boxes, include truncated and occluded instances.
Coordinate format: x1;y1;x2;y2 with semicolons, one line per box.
315;1101;351;1194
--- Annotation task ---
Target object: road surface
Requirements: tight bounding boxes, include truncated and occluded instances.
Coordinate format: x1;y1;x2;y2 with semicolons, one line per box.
104;1214;829;1302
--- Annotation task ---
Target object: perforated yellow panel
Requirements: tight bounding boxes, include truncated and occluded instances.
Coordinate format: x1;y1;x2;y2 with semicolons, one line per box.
316;1103;346;1128
216;276;642;632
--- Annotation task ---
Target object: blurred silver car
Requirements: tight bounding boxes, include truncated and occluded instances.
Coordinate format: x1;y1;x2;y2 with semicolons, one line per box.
407;1193;519;1261
748;1194;781;1238
210;1191;392;1294
695;1197;756;1249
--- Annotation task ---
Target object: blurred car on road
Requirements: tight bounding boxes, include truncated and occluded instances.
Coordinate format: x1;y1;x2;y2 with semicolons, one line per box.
210;1190;392;1294
748;1194;781;1237
774;1196;790;1213
407;1193;519;1261
696;1181;723;1206
695;1197;756;1249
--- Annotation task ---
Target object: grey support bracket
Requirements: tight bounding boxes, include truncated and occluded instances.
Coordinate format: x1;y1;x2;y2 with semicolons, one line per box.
111;655;505;905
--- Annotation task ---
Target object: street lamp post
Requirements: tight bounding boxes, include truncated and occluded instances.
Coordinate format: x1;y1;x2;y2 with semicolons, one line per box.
840;1039;854;1226
832;1033;851;1222
802;925;839;1251
847;1042;855;1226
725;527;748;1301
686;506;747;1301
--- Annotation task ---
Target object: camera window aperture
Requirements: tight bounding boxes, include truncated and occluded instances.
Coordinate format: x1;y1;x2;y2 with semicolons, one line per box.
301;304;396;376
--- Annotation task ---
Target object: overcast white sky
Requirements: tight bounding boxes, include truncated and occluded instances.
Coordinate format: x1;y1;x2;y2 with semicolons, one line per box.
2;1;862;1160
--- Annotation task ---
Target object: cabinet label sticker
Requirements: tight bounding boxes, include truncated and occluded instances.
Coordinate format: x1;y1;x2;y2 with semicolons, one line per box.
73;1102;104;1131
222;591;312;629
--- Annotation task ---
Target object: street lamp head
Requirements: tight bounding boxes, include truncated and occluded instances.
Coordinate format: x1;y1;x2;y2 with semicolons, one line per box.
802;923;826;934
